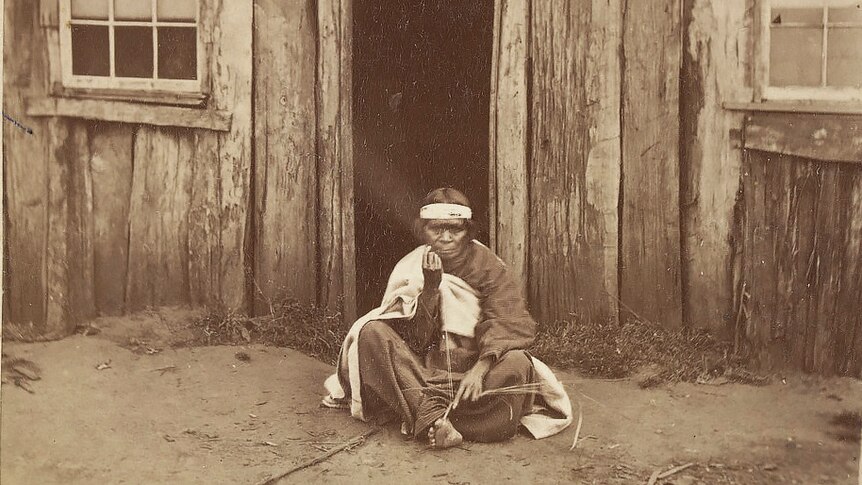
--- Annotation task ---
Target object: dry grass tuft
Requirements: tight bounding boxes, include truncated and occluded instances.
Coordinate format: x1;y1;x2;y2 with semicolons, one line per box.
531;315;735;382
190;299;346;365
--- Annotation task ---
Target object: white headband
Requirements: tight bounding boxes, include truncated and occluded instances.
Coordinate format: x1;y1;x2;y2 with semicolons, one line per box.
420;203;472;220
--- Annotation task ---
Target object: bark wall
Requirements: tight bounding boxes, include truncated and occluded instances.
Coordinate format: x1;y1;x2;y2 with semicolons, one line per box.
252;0;318;313
4;1;253;334
740;150;862;376
528;0;622;323
620;0;683;328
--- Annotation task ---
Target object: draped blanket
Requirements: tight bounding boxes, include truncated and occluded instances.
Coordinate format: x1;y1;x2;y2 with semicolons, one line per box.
323;245;573;439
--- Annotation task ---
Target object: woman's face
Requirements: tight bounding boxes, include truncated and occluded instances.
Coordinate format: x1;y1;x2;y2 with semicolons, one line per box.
422;219;469;262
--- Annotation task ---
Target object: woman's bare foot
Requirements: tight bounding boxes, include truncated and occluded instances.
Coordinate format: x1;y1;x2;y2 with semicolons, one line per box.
427;417;463;449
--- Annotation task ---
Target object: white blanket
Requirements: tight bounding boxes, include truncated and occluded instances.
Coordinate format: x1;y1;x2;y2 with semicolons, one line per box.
323;244;572;439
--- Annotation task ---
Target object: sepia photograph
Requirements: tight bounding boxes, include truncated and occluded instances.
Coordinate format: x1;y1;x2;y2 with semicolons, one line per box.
2;0;861;483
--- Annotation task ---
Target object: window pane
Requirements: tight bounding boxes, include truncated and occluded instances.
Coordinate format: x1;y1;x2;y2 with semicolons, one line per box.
829;3;862;23
770;27;823;86
827;28;862;86
71;25;109;76
114;0;152;21
157;0;196;22
115;26;154;78
71;0;108;20
158;27;197;79
771;7;823;24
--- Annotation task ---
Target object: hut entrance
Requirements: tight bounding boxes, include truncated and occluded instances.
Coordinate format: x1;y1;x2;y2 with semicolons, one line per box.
353;1;495;314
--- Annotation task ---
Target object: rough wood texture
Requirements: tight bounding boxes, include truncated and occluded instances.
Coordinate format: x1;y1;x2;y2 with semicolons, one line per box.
741;151;862;376
252;0;318;314
125;127;194;310
490;0;529;291
3;1;49;330
188;131;222;307
680;0;751;334
26;97;232;132
745;113;862;164
45;119;96;332
621;0;683;329
211;0;254;311
90;123;134;315
317;0;354;317
529;0;622;323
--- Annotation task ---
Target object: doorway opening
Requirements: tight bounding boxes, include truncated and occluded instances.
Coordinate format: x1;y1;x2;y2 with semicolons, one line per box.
353;1;495;314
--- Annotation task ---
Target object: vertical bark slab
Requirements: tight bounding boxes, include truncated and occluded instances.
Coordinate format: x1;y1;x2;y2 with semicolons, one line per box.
490;0;530;291
317;0;355;319
252;0;317;314
681;0;751;334
45;119;95;333
90;123;134;315
126;127;193;310
529;0;622;323
3;1;49;329
621;0;683;329
210;0;254;311
741;152;862;376
188;131;222;307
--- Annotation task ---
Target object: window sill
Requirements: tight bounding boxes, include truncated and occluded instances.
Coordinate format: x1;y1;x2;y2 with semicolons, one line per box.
26;97;232;132
724;101;862;116
51;83;208;107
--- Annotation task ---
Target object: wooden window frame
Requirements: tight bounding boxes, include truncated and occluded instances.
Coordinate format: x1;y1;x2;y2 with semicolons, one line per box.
754;0;862;105
57;0;208;106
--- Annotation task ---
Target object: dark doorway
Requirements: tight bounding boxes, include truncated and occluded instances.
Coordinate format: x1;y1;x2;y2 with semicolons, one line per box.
353;1;494;314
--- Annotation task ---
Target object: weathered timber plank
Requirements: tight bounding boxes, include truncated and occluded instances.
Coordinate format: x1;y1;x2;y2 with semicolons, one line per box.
252;0;318;314
681;0;750;334
126;127;193;310
811;163;843;374
843;170;862;377
491;0;529;292
188;131;221;307
529;0;621;323
211;0;254;311
3;1;49;329
26;97;232;132
45;119;95;334
339;0;356;323
621;0;683;328
744;113;862;163
742;152;862;375
90;123;134;315
317;0;348;312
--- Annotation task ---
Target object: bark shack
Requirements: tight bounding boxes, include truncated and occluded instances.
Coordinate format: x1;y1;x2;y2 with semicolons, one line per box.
4;0;862;376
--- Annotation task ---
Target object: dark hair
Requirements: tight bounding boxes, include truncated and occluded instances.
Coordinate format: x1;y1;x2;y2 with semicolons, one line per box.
412;187;477;241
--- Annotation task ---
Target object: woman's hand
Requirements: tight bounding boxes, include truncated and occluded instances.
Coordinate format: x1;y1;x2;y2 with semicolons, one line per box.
452;356;493;408
422;248;443;290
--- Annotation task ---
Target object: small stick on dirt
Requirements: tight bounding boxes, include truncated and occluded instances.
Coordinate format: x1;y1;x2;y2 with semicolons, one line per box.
647;462;695;484
255;427;379;485
657;462;694;479
569;402;583;451
151;365;177;375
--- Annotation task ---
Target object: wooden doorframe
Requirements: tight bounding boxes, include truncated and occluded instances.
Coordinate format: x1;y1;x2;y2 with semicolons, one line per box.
489;0;530;289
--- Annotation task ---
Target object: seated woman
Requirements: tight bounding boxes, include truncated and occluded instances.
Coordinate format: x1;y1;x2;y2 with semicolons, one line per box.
323;188;571;448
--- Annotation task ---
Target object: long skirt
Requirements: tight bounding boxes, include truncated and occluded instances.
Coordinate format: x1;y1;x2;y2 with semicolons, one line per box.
357;320;535;442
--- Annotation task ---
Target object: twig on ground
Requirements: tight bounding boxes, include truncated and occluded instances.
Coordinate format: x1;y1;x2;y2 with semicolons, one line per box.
647;462;695;484
658;462;695;479
570;402;584;451
255;427;379;485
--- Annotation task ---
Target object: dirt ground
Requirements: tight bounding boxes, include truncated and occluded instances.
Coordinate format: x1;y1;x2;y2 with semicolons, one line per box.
1;308;860;484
